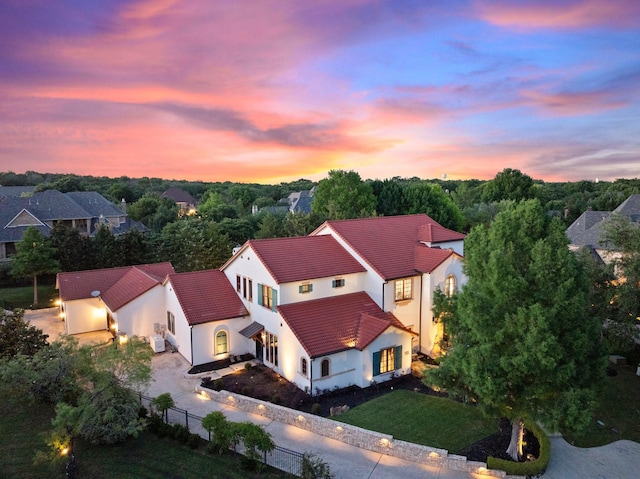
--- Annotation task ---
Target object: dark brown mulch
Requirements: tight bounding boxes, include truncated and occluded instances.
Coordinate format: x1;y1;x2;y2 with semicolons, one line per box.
458;417;540;462
187;353;255;375
201;363;539;464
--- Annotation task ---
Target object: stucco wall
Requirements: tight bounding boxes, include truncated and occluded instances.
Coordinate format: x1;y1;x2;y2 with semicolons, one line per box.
63;297;107;334
113;284;166;340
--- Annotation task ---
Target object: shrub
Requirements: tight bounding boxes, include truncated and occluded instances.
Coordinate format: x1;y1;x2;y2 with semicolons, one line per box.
244;362;253;371
213;379;224;390
171;423;191;444
311;403;321;415
188;432;202;449
241;386;252;396
271;394;281;404
302;452;335;479
487;420;550;477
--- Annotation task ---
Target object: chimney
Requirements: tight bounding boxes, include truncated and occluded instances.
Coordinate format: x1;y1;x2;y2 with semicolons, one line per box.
121;198;127;214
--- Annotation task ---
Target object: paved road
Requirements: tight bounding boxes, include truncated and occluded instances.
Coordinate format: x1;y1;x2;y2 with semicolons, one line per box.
25;308;640;479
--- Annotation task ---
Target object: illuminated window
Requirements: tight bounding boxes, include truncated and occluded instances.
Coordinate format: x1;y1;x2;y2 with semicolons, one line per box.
321;358;330;377
445;274;457;297
215;330;228;355
265;332;278;366
394;278;412;301
167;311;175;334
373;346;402;376
299;283;313;294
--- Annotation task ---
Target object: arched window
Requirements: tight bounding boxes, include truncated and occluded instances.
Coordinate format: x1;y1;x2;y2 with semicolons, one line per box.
445;274;457;297
321;358;330;377
301;358;308;377
215;330;228;355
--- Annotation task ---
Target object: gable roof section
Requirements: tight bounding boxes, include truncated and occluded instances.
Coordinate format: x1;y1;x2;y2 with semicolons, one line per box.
613;194;640;221
161;187;197;205
57;263;175;304
566;210;612;247
314;214;465;280
66;191;124;218
278;291;414;358
244;235;366;284
100;267;165;311
414;245;456;273
167;269;248;325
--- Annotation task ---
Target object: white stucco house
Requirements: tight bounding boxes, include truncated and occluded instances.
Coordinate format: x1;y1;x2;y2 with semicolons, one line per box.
56;214;465;394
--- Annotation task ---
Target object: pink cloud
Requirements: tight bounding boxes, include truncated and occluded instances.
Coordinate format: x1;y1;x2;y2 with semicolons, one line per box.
475;0;640;30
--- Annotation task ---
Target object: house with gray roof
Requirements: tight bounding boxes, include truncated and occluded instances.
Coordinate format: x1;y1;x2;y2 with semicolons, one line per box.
566;194;640;263
0;189;146;261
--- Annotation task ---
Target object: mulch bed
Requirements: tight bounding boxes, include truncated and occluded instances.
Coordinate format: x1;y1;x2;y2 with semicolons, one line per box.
200;362;539;463
187;353;255;375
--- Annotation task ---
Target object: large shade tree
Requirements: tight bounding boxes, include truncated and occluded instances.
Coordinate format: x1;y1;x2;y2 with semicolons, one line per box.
10;226;60;307
312;170;377;220
426;200;604;461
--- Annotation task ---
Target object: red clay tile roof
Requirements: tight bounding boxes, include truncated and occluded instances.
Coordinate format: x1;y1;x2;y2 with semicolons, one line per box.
315;214;464;280
414;245;456;273
57;263;175;304
246;235;366;284
168;269;248;326
278;291;414;358
101;267;165;311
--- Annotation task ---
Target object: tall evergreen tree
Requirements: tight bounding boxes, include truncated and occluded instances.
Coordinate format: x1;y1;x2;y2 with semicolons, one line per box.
426;200;604;461
312;170;377;220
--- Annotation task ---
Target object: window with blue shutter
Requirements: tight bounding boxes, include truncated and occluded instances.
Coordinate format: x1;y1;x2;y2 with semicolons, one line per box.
372;351;381;376
271;289;278;312
394;345;402;370
257;283;263;306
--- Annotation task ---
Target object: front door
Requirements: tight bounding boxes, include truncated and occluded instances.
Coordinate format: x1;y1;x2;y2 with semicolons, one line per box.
255;338;263;361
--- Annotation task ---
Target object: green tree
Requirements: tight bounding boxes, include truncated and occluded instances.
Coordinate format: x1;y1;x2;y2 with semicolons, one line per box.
402;181;463;230
128;194;179;232
117;229;151;266
150;392;175;423
370;177;406;217
157;218;232;271
482;168;536;203
0;309;48;359
312;170;377;220
426;200;604;461
49;222;93;272
10;226;60;306
202;411;236;454
92;225;120;269
255;213;286;239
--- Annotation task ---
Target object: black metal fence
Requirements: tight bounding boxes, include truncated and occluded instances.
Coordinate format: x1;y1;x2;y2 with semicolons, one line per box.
139;394;303;477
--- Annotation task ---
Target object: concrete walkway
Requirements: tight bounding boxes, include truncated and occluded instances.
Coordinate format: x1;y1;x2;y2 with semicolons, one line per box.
25;308;640;479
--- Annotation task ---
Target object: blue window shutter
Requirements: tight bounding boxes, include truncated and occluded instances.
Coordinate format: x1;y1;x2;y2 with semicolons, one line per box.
271;289;278;312
372;351;381;376
257;284;263;306
332;280;336;288
298;285;303;293
394;345;402;370
309;284;313;292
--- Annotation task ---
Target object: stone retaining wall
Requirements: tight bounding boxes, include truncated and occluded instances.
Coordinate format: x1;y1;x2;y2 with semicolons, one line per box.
196;386;517;478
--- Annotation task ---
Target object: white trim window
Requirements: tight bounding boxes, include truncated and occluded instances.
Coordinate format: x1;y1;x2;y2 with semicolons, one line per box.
215;330;228;355
394;278;412;301
445;274;457;297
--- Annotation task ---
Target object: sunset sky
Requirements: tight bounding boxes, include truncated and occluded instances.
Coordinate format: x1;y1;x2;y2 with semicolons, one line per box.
1;0;639;184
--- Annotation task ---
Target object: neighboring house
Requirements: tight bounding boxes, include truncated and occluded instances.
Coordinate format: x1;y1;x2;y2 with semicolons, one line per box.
57;263;175;336
160;187;197;215
566;194;640;264
287;187;315;214
0;189;146;261
56;214;466;394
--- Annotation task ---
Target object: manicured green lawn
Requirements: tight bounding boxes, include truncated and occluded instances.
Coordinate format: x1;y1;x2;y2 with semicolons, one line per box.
0;284;58;310
0;387;291;479
563;363;640;447
334;390;497;453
